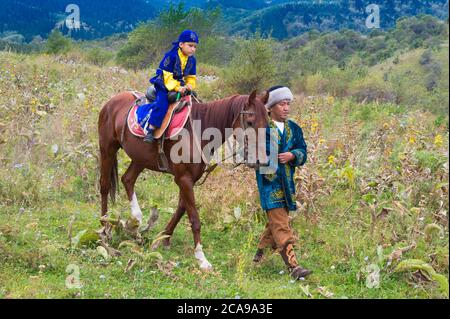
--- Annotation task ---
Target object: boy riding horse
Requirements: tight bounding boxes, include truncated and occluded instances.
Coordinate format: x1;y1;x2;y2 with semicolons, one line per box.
137;30;199;143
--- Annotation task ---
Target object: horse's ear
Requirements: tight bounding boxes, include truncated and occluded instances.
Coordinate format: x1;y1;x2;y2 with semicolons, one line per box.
248;90;258;105
260;90;270;105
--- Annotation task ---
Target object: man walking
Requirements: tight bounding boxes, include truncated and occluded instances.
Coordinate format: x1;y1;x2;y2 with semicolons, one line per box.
254;86;312;280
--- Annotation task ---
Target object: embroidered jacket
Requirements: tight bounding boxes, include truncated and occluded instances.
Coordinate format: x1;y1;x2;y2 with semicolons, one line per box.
150;48;197;92
255;119;307;212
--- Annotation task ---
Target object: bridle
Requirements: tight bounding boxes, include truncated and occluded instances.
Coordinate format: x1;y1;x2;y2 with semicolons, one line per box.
195;98;266;186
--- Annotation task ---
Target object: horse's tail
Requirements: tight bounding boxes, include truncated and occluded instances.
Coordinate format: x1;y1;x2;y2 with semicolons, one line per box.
110;151;119;204
98;99;120;206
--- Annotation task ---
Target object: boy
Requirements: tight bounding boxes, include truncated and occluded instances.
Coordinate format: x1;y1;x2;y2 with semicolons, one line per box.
137;30;198;143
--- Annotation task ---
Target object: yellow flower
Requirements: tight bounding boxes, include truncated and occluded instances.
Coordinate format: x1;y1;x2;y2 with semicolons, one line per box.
319;139;326;145
434;134;443;147
383;123;389;130
311;121;319;133
408;136;416;144
328;155;335;165
327;96;335;105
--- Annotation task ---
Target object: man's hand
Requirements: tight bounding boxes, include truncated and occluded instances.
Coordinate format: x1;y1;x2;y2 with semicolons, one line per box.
278;152;295;164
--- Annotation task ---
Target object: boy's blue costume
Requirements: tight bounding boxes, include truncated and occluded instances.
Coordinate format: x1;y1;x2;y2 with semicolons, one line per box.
137;30;199;135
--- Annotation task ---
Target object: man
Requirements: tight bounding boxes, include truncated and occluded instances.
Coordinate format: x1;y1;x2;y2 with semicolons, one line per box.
254;86;312;280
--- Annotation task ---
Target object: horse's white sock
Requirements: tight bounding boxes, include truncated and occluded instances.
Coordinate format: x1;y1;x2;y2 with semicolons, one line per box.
195;243;213;271
130;193;143;224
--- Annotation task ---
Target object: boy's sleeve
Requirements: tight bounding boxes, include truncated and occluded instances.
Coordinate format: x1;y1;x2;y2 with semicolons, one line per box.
163;71;182;92
289;123;308;167
185;75;196;89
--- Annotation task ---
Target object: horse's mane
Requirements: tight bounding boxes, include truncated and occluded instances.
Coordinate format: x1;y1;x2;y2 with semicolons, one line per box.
191;94;266;133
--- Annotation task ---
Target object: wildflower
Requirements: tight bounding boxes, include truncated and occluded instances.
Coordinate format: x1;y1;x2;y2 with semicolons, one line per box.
327;96;335;105
328;155;335;165
434;134;443;147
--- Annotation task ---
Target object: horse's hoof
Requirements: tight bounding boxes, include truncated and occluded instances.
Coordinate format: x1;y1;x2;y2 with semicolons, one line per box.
162;238;171;250
199;261;213;272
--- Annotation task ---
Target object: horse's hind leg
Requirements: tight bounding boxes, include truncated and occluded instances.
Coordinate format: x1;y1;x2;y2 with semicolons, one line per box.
161;193;186;249
121;161;145;223
99;142;120;222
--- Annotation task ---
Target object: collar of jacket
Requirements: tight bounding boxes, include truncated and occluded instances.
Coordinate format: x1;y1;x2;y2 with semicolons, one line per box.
178;48;189;70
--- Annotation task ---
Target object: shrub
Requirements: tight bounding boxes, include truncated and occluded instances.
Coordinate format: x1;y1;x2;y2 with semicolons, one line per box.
86;48;114;67
350;76;397;103
45;29;72;55
223;35;277;94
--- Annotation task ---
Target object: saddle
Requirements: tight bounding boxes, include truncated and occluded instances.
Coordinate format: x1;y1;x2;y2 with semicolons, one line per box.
127;88;192;140
145;86;179;104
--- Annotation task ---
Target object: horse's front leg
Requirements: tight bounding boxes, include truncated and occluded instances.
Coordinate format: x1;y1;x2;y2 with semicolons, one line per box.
175;174;213;271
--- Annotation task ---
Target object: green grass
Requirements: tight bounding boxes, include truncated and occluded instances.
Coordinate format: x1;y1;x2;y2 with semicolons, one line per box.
0;184;445;299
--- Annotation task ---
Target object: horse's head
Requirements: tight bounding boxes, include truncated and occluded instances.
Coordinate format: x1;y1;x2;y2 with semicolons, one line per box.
233;90;270;169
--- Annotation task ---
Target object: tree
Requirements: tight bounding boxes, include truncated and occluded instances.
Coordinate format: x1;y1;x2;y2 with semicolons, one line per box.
223;34;277;94
45;29;72;54
117;3;222;69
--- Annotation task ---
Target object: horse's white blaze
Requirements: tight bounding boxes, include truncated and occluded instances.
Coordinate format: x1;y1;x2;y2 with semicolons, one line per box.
195;243;213;271
130;193;143;224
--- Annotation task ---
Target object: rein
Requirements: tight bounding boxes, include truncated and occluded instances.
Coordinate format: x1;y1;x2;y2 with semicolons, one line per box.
194;98;255;186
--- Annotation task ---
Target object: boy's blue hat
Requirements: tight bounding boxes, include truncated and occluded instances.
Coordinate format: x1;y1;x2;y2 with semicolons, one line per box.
172;30;199;45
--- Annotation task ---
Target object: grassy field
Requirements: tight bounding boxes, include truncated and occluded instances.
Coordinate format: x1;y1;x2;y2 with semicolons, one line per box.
0;51;448;299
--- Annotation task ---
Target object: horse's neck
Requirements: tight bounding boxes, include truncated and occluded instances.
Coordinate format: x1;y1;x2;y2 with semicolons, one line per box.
192;96;242;143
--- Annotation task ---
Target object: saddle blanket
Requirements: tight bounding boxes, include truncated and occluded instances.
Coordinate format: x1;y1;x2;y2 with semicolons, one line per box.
127;91;191;140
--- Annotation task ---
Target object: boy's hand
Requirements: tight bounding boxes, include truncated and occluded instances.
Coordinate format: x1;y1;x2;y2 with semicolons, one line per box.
178;86;187;94
186;84;194;91
278;152;295;164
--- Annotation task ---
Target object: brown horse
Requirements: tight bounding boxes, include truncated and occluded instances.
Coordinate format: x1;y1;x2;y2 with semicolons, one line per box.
98;90;269;270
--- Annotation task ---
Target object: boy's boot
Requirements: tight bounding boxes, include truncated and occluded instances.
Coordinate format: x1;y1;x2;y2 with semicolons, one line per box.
143;128;156;144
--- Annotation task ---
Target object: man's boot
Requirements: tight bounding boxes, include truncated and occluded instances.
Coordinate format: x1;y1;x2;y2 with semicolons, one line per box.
143;128;156;144
253;249;264;263
280;243;312;280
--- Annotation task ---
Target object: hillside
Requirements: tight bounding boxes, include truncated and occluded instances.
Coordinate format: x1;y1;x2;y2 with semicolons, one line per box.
0;0;157;41
0;0;448;41
230;0;449;39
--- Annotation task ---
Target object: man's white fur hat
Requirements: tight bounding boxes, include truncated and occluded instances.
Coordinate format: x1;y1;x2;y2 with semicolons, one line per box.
265;86;294;109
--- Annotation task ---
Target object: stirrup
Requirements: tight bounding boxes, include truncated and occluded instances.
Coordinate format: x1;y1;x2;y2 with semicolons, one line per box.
143;132;156;144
